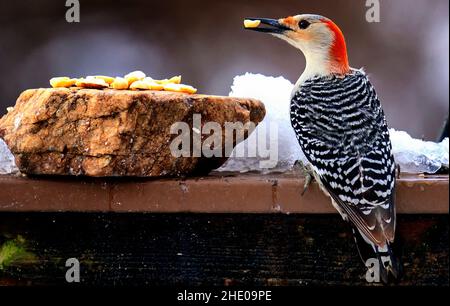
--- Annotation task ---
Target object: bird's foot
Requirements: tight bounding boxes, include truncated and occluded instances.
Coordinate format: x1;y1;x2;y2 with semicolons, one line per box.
302;173;313;196
293;160;314;196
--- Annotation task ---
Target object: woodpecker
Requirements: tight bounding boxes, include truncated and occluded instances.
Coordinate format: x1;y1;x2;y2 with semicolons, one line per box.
245;14;400;282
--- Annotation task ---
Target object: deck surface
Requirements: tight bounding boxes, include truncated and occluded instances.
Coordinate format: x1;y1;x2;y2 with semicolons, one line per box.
0;173;447;286
0;173;448;213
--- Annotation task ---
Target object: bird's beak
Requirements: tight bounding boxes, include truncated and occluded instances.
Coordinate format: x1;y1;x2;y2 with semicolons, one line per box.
244;18;292;34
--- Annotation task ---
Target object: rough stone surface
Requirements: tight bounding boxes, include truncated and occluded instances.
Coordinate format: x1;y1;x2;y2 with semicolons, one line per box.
0;88;265;176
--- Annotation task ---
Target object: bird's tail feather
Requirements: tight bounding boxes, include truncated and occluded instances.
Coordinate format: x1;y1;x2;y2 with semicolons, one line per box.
351;226;402;284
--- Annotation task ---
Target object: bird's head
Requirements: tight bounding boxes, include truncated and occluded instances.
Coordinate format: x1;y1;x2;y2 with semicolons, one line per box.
245;14;350;78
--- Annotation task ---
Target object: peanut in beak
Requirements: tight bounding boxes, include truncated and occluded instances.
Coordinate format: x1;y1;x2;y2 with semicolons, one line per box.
244;19;261;28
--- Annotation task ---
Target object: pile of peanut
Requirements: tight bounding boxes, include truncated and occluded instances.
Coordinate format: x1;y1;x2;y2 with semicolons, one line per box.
49;71;197;94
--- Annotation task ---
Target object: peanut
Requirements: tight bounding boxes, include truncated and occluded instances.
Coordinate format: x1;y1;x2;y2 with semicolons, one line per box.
163;83;197;94
169;75;182;84
124;70;146;85
50;77;77;88
141;78;164;90
146;81;164;90
111;77;129;90
244;19;261;28
75;77;109;89
91;75;115;84
129;80;150;90
155;75;182;85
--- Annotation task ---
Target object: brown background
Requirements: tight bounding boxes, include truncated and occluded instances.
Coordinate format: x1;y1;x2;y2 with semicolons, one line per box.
0;0;448;140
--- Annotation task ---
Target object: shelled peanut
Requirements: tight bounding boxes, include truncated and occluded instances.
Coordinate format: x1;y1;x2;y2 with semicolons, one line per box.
49;70;197;94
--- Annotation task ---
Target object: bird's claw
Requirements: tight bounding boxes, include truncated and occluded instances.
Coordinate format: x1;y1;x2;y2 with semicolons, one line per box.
301;172;312;196
293;160;314;196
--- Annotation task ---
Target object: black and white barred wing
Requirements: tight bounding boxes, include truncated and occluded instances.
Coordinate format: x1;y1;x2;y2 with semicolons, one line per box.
314;146;396;247
292;71;396;247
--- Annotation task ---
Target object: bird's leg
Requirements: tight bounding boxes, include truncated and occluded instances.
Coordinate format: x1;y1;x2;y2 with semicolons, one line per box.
302;173;313;196
293;160;314;196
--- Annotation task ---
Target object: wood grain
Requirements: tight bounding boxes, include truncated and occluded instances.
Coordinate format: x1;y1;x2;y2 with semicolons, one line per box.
0;173;448;213
0;213;447;286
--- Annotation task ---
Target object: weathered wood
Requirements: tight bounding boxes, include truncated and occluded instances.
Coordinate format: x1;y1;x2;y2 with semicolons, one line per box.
0;213;447;286
0;173;448;213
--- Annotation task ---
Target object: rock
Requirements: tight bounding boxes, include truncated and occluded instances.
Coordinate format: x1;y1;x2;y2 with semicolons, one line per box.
0;88;265;177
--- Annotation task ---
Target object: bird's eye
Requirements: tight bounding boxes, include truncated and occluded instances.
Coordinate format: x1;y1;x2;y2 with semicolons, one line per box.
298;20;310;29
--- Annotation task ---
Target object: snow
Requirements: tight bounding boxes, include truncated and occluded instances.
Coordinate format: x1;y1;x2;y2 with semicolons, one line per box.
389;129;448;174
218;73;307;173
0;138;18;175
218;73;449;174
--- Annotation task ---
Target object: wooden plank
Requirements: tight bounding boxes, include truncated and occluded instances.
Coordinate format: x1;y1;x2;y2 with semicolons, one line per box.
0;213;447;286
0;173;448;213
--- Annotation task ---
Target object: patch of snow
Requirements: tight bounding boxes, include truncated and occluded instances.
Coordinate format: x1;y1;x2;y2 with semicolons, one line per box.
0;138;18;175
218;73;307;173
390;129;448;174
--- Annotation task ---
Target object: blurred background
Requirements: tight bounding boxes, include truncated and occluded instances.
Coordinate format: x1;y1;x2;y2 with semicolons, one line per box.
0;0;448;140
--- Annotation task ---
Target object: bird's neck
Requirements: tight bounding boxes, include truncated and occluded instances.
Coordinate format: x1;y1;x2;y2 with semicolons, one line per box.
293;47;350;96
